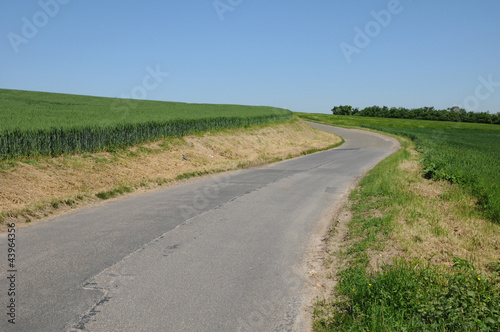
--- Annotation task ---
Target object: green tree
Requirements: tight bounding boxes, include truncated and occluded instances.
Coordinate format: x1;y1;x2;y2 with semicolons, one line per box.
331;105;353;115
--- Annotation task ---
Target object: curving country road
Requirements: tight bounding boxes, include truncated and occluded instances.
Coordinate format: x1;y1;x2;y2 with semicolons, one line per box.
0;123;398;332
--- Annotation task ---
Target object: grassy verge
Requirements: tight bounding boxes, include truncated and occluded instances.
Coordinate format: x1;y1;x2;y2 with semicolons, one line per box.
299;115;500;331
0;118;343;231
318;258;500;331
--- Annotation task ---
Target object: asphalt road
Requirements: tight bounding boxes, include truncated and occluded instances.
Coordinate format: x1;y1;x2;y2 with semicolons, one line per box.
0;123;398;332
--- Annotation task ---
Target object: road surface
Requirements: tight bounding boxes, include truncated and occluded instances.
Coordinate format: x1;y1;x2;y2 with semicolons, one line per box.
0;123;398;331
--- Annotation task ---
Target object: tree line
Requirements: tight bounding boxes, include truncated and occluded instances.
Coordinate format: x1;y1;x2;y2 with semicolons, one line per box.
331;105;500;125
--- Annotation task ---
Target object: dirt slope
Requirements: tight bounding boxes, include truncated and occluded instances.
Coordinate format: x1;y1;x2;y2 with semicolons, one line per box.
0;119;342;230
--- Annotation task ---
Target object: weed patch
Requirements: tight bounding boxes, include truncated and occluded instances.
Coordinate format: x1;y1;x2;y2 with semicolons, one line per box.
96;185;133;200
315;259;500;331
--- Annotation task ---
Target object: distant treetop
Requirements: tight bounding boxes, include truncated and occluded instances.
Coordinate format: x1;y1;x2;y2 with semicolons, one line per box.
331;105;499;124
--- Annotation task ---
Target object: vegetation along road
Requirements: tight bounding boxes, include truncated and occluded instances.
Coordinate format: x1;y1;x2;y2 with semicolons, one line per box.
0;123;397;331
297;113;500;331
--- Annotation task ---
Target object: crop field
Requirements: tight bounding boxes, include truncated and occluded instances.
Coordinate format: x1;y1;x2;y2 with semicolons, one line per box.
0;89;292;158
297;113;500;223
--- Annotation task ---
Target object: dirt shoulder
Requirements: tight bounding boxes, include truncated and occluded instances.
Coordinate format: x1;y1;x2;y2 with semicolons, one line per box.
0;119;342;231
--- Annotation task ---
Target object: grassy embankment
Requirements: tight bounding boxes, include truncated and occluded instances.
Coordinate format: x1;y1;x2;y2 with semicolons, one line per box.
296;113;500;331
0;90;343;230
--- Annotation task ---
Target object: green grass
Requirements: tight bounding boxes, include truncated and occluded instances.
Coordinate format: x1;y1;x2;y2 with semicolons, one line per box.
310;141;500;331
0;89;292;158
315;259;500;331
296;113;500;131
95;185;134;200
296;113;500;223
298;113;500;331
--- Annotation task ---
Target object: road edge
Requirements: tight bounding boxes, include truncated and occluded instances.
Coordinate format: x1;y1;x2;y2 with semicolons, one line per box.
294;123;400;331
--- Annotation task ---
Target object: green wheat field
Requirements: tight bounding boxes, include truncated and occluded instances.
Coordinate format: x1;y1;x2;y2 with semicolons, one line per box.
0;89;292;158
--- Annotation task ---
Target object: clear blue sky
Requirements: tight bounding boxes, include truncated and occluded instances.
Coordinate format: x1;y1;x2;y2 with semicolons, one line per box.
1;0;499;114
